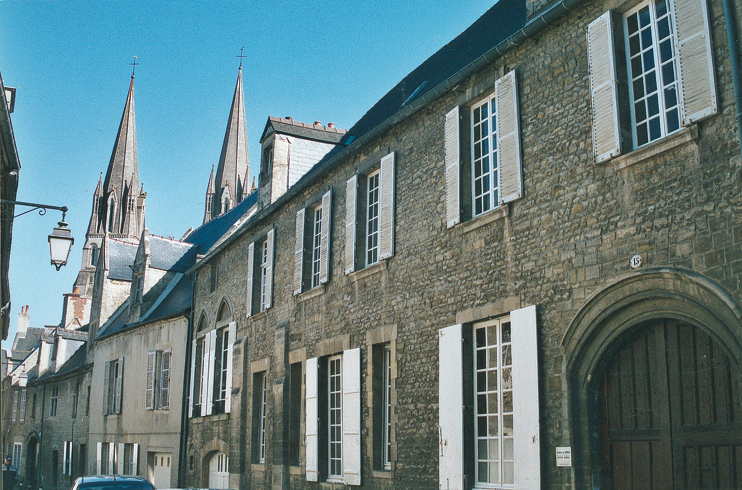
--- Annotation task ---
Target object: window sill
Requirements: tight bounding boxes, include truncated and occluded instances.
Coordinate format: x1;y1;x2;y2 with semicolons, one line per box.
460;204;510;234
250;463;266;472
349;259;388;282
296;284;326;303
372;469;394;479
189;412;229;423
609;125;698;170
247;308;269;320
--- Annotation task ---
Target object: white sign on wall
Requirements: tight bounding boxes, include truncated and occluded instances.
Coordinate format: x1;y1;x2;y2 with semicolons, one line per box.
556;447;572;467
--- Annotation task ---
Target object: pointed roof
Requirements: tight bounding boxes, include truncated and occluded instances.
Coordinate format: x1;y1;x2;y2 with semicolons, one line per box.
103;75;139;204
214;67;249;206
86;173;103;235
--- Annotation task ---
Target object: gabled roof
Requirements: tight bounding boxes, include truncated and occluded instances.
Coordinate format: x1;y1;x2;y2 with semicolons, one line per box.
147;235;195;272
10;326;44;357
260;117;347;145
185;190;258;253
107;239;138;281
36;343;89;381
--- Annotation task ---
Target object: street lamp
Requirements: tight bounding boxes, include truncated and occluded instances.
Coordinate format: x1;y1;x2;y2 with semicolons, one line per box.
1;199;74;270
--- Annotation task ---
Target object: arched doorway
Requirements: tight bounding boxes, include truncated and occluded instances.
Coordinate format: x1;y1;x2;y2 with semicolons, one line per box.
25;436;38;490
597;320;741;488
563;268;742;489
206;452;229;489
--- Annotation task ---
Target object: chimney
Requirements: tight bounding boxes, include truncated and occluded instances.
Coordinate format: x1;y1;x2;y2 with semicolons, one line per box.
328;122;335;128
314;120;322;126
285;116;292;121
17;306;29;337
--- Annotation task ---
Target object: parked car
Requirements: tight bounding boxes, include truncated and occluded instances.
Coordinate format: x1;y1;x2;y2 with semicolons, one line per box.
71;475;156;490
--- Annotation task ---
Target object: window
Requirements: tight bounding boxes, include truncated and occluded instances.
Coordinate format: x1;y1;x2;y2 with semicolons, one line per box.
72;382;79;419
372;344;393;471
20;390;26;422
289;362;303;466
103;358;124;415
293;190;332;295
13;444;21;471
79;444;87;475
438;306;540;489
32;393;37;419
345;152;395;273
305;348;361;485
444;70;522;228
246;229;274;316
50;386;59;417
85;386;90;416
146;350;171;410
63;441;73;476
12;391;17;422
91;244;99;267
587;0;716;162
189;310;236;418
97;442;115;475
122;443;139;475
252;372;268;464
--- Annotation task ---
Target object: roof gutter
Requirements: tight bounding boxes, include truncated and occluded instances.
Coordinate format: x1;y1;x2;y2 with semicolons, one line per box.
189;0;585;268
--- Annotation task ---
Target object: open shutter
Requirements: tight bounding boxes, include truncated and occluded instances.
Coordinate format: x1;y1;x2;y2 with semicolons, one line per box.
115;358;124;414
246;242;255;317
63;441;68;475
160;350;171;409
342;348;362;485
96;442;102;475
293;208;305;295
319;189;332;284
108;443;115;475
496;71;523;204
439;324;464;490
117;443;125;475
103;361;110;414
379;152;395;260
344;175;358;274
132;444;139;475
69;442;74;475
511;305;541;489
445;106;461;228
265;229;275;309
305;357;319;482
206;330;217;416
145;351;156;410
672;0;717;124
587;11;621;162
200;333;212;416
189;339;197;417
224;322;236;413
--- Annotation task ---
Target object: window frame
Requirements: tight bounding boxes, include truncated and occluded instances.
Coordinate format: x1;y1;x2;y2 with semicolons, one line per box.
470;94;499;218
246;229;274;316
50;386;59;417
311;205;323;289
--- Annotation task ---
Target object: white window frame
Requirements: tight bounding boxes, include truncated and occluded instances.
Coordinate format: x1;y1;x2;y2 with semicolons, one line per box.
50;386;59;417
247;229;274;316
327;355;343;482
257;372;268;464
471;94;499;217
365;170;380;267
20;389;26;422
63;441;73;476
158;350;171;410
189;322;235;417
311;205;323;289
12;391;18;422
624;0;681;148
104;358;124;415
213;326;230;413
12;443;21;471
260;240;270;311
146;351;156;410
381;346;392;470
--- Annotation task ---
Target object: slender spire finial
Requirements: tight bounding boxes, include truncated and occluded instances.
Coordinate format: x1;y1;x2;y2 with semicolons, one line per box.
237;47;246;68
130;56;139;77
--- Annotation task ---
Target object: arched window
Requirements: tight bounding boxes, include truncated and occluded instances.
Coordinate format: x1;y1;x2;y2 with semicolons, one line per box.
207;452;229;489
90;244;99;267
106;195;117;233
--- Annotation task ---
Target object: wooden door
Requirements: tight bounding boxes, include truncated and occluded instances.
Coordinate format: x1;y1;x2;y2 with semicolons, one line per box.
600;321;742;489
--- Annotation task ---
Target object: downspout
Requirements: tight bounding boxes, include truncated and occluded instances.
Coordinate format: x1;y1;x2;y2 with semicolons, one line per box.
177;276;195;487
721;0;742;160
38;385;46;490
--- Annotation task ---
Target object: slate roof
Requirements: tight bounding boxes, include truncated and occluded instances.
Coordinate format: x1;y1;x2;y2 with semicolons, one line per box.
260;117;347;145
36;343;88;380
10;327;44;357
184;190;257;253
108;239;138;281
148;235;196;272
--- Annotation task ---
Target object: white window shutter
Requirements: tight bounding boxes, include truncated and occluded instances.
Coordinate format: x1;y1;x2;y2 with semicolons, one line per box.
96;442;102;475
496;71;523;204
344;175;358;274
132;444;139;475
379;152;395;260
224;322;236;413
293;208;306;295
246;242;255;317
189;339;197;418
63;441;68;475
672;0;717;124
206;330;217;416
108;443;116;475
160;350;171;409
103;361;110;415
265;229;275;309
587;11;621;163
445;106;461;228
200;336;209;416
117;443;125;475
145;351;156;410
342;348;362;486
115;358;124;414
305;357;319;482
69;442;73;475
319;189;332;284
439;324;464;490
511;305;541;489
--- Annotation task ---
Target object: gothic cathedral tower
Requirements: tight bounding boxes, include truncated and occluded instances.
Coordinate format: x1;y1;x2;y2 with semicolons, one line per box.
203;66;250;223
75;75;146;295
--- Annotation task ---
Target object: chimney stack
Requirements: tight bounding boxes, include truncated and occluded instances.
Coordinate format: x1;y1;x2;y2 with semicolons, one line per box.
328;122;335;128
17;305;29;337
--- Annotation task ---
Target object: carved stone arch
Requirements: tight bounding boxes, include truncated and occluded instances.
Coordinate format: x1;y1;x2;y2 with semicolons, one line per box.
562;267;742;486
197;311;210;332
200;439;230;487
215;298;233;328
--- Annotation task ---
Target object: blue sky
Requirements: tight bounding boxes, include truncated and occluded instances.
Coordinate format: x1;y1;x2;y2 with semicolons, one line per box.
1;0;495;346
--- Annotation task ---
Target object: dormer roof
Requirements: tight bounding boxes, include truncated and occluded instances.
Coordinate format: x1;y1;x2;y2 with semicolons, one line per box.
260;117;347;145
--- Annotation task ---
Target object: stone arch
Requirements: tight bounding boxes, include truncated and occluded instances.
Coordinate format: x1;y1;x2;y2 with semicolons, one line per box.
197;311;209;332
562;267;742;486
215;298;232;327
200;439;230;488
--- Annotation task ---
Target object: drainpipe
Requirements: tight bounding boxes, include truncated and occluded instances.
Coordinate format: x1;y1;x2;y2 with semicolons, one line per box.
38;385;46;490
177;276;195;487
722;0;742;160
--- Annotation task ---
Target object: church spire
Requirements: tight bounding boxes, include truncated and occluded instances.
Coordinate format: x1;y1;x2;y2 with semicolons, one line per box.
205;65;249;222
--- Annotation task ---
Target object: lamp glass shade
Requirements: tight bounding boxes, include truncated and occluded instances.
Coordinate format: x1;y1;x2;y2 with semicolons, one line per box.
48;221;74;270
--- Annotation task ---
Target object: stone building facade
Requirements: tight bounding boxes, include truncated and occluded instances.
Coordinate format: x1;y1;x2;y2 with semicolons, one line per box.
183;0;742;489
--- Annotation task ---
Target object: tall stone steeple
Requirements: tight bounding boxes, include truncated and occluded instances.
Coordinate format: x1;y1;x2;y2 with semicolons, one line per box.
75;75;146;295
204;66;250;223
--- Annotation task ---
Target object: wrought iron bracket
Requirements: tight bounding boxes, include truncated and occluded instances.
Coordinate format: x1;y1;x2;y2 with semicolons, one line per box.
0;199;68;221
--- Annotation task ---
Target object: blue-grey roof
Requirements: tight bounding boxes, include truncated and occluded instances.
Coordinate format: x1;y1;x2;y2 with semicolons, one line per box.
148;235;196;272
108;240;137;281
184;190;257;253
36;343;89;381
